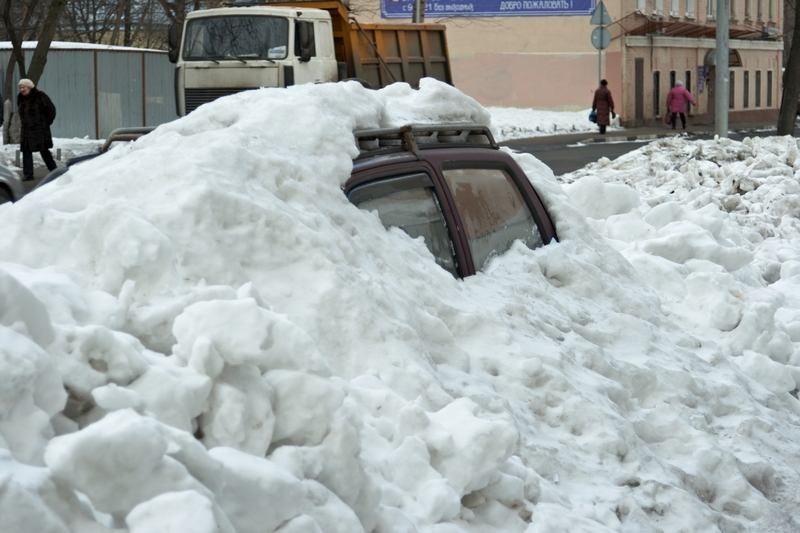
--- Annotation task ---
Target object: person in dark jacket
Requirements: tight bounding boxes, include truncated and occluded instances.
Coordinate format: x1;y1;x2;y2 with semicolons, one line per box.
591;79;615;134
17;78;57;181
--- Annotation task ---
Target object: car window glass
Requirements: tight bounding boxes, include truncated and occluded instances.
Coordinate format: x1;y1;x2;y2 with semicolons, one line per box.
349;175;458;277
442;167;544;271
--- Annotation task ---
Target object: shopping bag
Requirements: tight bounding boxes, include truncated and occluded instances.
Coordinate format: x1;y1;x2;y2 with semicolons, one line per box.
589;110;597;123
664;113;672;125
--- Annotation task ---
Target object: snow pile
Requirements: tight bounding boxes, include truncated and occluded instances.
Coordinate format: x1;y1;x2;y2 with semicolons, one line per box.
487;106;622;142
0;137;101;176
1;79;800;533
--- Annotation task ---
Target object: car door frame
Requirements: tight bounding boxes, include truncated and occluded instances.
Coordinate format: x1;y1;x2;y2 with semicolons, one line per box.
346;148;558;278
346;159;475;278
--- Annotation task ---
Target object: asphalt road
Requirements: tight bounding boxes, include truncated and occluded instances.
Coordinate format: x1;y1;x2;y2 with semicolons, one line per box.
502;124;800;176
504;138;652;176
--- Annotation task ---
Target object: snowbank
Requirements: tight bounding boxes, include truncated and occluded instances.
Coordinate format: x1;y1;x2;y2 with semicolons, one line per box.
1;79;799;533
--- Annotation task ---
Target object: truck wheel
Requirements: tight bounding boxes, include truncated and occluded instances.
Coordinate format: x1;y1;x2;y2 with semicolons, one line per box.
0;185;12;205
340;78;373;89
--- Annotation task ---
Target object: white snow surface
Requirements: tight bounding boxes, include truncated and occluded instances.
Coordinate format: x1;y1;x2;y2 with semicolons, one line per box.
487;106;622;141
1;78;800;533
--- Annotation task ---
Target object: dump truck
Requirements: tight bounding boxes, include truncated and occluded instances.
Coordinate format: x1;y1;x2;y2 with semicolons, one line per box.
168;0;452;116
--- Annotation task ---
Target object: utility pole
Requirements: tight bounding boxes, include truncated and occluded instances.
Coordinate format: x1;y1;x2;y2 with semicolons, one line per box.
715;0;729;138
589;2;611;84
412;0;426;22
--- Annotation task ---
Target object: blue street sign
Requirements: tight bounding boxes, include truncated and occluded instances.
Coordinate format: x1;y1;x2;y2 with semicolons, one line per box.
589;1;611;24
381;0;596;18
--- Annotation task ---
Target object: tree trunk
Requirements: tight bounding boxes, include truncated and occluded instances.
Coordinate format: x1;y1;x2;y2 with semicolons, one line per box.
26;0;69;84
2;0;28;100
124;0;132;46
778;0;800;135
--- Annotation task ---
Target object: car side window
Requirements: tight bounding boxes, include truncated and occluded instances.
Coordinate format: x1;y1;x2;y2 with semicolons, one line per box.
348;173;459;277
441;167;544;271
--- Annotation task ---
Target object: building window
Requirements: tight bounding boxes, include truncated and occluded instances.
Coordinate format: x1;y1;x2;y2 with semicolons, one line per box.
729;71;735;109
670;70;676;87
671;0;679;15
767;70;773;107
730;0;736;18
654;71;661;116
707;0;716;18
655;0;664;14
686;69;693;111
757;0;763;20
637;0;646;11
743;71;749;108
768;0;774;20
755;70;762;107
686;0;695;16
745;0;752;19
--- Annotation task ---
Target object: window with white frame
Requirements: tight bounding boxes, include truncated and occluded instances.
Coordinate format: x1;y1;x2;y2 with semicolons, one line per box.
767;70;773;107
686;0;695;16
768;0;774;20
755;70;762;107
654;71;661;115
707;0;716;18
671;0;679;15
743;70;749;108
757;0;763;20
730;0;737;18
655;0;664;14
637;0;646;12
745;0;751;19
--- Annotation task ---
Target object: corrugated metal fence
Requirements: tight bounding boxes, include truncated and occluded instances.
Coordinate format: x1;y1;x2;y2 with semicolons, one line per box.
0;46;177;139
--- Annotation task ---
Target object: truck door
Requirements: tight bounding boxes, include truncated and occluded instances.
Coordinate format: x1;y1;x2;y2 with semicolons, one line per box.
293;19;336;84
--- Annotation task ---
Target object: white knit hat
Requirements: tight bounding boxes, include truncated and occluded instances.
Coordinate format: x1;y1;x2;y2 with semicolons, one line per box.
18;78;34;89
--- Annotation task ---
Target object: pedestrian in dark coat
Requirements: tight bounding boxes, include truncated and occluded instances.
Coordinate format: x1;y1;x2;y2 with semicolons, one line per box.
591;79;615;134
17;78;57;181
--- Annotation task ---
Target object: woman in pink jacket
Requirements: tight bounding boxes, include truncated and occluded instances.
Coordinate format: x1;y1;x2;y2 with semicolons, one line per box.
666;80;697;130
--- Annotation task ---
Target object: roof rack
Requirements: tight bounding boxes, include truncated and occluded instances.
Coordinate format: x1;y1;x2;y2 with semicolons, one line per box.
353;123;498;159
100;127;154;153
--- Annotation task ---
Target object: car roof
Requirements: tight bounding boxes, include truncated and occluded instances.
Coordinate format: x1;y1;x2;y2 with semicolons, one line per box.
350;123;502;176
352;123;498;160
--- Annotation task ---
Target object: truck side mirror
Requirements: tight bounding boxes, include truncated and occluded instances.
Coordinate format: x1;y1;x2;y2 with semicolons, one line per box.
168;22;182;63
295;21;315;63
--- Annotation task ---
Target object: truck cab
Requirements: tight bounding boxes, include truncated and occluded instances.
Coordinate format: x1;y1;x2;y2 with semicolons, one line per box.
170;5;338;115
169;0;452;116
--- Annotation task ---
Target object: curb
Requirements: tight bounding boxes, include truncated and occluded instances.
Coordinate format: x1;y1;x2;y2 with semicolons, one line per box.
581;132;679;144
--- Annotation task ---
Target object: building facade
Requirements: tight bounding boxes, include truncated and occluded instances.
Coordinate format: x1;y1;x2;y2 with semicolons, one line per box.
368;0;783;126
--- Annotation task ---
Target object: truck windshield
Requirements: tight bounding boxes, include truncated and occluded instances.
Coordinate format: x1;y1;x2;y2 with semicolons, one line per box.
183;16;289;61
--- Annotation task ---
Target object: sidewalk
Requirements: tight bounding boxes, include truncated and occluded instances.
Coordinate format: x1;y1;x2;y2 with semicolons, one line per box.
501;120;782;147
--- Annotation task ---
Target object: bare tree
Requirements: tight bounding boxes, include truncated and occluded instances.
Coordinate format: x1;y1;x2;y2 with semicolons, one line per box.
778;0;800;135
28;0;69;81
1;0;68;142
59;0;119;43
2;0;42;97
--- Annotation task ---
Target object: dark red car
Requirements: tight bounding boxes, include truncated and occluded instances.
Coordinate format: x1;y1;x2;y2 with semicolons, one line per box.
345;124;557;278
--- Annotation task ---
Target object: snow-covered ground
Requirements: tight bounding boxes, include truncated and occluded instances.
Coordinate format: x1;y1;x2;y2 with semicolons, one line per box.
2;80;800;533
0;137;100;176
487;106;622;141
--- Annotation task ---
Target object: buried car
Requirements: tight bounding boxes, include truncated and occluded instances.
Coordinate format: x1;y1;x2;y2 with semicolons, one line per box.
33;127;155;191
345;123;557;278
0;162;24;205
